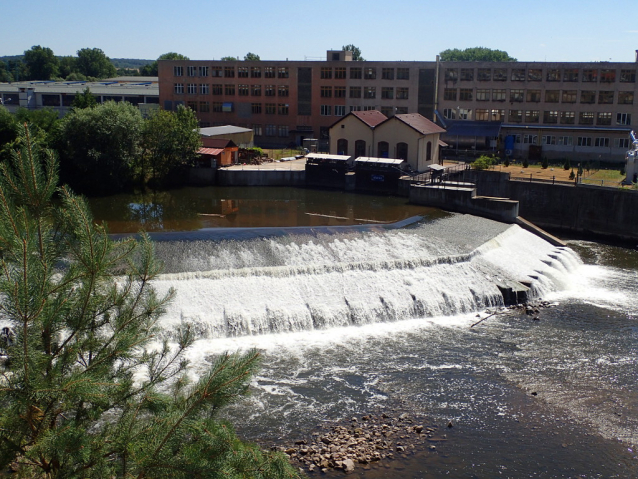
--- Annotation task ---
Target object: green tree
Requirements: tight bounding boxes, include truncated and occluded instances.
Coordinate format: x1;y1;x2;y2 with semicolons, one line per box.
342;44;365;61
141;106;201;184
58;55;77;78
23;45;59;80
0;124;303;479
141;53;190;76
439;47;517;62
57;101;143;194
244;52;260;61
472;154;496;170
0;60;12;82
76;47;117;79
221;56;238;61
71;87;98;109
15;107;60;135
0;105;19;160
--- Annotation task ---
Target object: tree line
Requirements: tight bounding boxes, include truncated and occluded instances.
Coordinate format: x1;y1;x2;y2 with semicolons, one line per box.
0;93;202;195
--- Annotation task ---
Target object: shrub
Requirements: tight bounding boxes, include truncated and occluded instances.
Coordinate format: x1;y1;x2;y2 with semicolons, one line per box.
563;159;571;171
541;157;549;169
472;155;496;170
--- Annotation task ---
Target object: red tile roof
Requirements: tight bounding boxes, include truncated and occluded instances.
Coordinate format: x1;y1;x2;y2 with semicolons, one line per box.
198;147;224;155
394;114;446;135
351;110;387;128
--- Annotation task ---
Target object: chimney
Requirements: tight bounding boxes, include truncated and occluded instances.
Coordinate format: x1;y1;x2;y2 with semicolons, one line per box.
635;50;638;62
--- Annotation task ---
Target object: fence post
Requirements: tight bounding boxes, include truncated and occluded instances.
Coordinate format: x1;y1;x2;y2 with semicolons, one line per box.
552;176;555;185
529;174;532;183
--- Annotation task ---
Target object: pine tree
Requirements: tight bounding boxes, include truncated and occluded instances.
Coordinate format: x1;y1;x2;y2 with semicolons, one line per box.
0;125;303;478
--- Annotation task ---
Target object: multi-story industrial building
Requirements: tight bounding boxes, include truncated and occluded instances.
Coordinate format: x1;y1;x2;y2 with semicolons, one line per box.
159;50;638;162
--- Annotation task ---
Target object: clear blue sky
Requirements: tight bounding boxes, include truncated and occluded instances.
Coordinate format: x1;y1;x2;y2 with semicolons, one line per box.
3;0;637;63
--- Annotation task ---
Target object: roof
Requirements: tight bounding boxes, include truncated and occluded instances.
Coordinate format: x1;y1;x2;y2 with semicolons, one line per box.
501;124;633;132
199;125;253;136
393;114;446;135
0;80;158;96
444;121;502;138
350;110;388;128
306;153;351;161
198;147;224;155
438;139;448;147
428;164;446;171
355;157;406;166
202;138;238;148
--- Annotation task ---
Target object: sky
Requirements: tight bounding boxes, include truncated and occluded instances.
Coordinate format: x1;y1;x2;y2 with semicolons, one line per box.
2;0;637;63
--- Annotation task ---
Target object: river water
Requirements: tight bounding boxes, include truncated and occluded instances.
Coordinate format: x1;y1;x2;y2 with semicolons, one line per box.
89;187;638;478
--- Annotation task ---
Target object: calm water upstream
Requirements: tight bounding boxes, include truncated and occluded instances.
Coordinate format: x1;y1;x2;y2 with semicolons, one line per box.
88;187;638;478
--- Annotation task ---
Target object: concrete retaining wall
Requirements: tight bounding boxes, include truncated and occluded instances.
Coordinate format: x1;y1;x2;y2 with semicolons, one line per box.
217;169;305;186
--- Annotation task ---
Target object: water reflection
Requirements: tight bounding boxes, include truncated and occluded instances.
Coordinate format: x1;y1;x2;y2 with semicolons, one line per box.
88;187;446;234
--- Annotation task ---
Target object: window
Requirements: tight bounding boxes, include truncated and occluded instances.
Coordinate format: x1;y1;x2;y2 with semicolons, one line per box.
174;66;183;76
335;67;346;79
582;69;597;82
320;86;332;98
278;85;289;97
377;141;389;158
350;86;361;98
320;105;332;116
265;103;276;114
250;67;261;78
397;68;409;80
562;90;577;103
510;89;524;102
199;66;209;77
558;136;573;146
334;86;346;98
396;142;408;160
475;109;489;121
321;67;332;79
578;137;592;147
444;88;457;101
382;68;394;80
364;67;376;79
598;91;614;104
615;138;630;148
265;124;277;136
224;84;235;95
278;126;289;137
381;87;393;99
251;103;262;114
619;91;634;104
211;66;222;77
511;68;525;81
349;106;362;112
527;69;542;81
580;91;596;104
187;66;197;77
355;140;366;157
491;109;505;121
224;66;234;78
238;85;249;96
443;108;456;119
278;67;289;78
200;84;209;95
476;89;490;101
350;67;362;79
620;69;636;83
253;124;262;136
545;90;559;103
187;84;197;94
444;68;458;81
597;112;612;125
477;68;491;81
563;68;578;82
364;87;376;99
543;110;558;123
595;137;610;147
493;68;507;81
337;139;348;155
546;69;560;82
460;88;473;101
526;90;541;102
251;84;261;96
212;102;222;112
525;110;540;123
264;67;275;78
523;134;538;144
174;83;184;94
265;85;275;96
278;103;289;115
508;109;523;122
560;111;575;124
457;108;471;120
461;68;474;81
617;113;632;125
212;84;223;95
380;107;393;117
579;112;594;125
600;69;616;83
492;89;506;101
236;67;248;78
395;107;408;114
542;135;556;145
199;101;209;112
396;87;409;100
514;135;521;144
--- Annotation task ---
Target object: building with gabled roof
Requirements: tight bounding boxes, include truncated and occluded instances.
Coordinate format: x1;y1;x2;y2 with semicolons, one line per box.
328;110;388;157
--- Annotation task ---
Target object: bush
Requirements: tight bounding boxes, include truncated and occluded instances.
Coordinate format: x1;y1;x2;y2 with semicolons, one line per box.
563;159;571;171
569;168;575;180
472;155;496;170
522;159;529;168
503;157;510;167
541;157;549;169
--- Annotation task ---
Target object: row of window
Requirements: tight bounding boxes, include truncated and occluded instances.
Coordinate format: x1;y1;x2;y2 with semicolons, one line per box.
443;88;634;105
512;135;630;148
185;101;410;117
174;66;289;79
442;108;631;126
336;139;416;161
444;67;636;83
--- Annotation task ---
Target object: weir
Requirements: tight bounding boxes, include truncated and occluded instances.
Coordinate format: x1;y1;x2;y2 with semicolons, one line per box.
150;215;581;339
